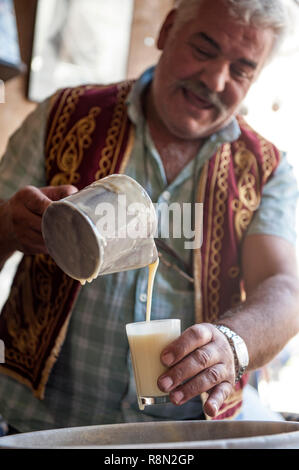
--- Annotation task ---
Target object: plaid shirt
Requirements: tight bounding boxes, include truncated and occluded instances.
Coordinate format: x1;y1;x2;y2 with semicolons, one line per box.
0;68;297;432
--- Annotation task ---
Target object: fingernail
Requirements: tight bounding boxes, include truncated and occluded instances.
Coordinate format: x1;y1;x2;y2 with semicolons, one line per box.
161;352;174;366
158;376;173;392
210;401;218;414
172;390;184;404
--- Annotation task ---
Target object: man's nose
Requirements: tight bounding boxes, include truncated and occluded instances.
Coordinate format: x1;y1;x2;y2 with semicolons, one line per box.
200;59;230;93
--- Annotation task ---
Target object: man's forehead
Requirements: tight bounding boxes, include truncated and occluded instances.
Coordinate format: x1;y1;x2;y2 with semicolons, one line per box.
181;0;261;35
183;1;250;33
178;2;274;62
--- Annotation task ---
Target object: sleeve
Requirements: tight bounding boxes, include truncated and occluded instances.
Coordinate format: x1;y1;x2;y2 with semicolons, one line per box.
246;152;298;245
0;97;51;200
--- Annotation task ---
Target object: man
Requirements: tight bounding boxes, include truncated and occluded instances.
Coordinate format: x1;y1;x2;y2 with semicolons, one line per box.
0;0;298;432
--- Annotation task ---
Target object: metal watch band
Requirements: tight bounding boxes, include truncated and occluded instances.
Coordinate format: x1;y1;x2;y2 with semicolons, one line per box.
215;325;249;383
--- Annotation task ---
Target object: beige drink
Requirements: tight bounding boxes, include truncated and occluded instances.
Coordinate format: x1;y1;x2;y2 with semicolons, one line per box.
146;258;159;322
126;319;181;410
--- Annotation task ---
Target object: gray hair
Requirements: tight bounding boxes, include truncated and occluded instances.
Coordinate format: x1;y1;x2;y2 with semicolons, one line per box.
173;0;290;59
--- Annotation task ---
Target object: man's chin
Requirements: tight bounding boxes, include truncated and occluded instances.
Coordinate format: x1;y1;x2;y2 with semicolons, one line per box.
169;118;229;140
192;114;234;139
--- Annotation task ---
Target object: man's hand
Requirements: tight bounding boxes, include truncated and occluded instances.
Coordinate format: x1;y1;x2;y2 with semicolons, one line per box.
3;185;78;255
158;323;235;417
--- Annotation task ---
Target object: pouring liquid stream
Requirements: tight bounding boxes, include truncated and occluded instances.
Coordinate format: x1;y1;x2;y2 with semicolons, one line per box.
145;257;159;322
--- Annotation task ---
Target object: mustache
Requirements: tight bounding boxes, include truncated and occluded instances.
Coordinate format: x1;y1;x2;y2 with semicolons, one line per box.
178;79;227;114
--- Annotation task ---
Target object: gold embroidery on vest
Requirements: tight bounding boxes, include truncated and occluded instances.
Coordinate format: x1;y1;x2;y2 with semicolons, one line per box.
5;256;50;374
227;266;244;307
203;152;220;322
228;266;240;279
194;161;209;325
5;252;76;384
46;88;69;154
95;82;133;180
230;286;246;306
50;106;101;186
46;86;87;178
232;141;261;241
259;135;280;184
0;84;135;399
216;388;243;418
237;115;280;184
205;144;231;323
202;388;243;420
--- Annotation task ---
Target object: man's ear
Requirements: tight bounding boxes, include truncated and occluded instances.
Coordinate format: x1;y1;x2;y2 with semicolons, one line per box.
157;9;178;50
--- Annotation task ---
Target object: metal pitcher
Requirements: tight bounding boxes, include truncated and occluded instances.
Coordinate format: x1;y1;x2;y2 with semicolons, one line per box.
42;174;158;283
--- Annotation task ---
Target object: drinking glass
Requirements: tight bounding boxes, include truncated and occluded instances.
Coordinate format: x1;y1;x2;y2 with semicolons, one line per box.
126;319;181;410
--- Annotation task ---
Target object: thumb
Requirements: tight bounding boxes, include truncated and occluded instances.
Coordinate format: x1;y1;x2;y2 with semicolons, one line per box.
25;185;79;216
40;185;78;202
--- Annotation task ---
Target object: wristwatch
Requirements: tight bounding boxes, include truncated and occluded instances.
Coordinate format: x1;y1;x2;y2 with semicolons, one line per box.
215;325;249;383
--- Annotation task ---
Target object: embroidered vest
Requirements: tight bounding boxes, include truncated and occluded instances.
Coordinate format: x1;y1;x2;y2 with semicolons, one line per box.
0;83;280;420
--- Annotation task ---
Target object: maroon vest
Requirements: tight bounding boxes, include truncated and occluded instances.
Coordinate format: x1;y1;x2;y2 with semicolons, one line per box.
0;83;280;420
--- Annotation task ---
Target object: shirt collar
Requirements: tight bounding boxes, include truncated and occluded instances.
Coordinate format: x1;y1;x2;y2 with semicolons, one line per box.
126;66;154;126
126;66;240;143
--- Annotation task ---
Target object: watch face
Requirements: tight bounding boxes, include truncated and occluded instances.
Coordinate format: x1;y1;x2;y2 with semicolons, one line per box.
232;336;249;367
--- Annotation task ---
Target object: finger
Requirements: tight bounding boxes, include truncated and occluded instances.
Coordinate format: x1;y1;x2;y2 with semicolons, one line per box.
161;323;213;367
40;185;78;201
158;342;221;393
13;223;48;253
203;381;234;417
19;232;48;254
10;203;47;252
23;185;78;216
22;186;53;216
168;363;228;406
24;209;44;233
11;204;44;234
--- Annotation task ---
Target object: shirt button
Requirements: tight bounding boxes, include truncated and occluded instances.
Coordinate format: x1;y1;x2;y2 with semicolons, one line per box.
139;293;147;303
162;191;171;201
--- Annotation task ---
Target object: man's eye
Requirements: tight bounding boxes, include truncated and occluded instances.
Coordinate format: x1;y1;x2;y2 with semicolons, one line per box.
190;44;213;59
230;65;253;80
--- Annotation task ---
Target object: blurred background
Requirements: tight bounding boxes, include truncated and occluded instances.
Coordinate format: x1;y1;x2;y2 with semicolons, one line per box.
0;0;299;419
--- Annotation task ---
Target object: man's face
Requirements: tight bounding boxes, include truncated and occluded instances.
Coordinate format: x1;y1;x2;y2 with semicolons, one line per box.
151;0;275;140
